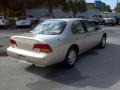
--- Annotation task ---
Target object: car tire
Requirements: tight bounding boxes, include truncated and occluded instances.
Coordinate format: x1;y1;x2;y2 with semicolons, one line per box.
16;26;19;28
112;23;115;26
99;35;106;48
29;24;32;28
64;47;78;68
102;21;106;25
29;25;31;28
31;64;36;67
3;24;7;28
118;20;120;24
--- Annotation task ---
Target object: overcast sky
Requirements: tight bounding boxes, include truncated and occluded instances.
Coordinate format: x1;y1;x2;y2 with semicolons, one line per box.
86;0;117;9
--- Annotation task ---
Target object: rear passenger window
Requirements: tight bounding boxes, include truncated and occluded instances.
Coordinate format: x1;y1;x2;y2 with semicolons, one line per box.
71;21;85;34
84;21;95;27
83;21;95;32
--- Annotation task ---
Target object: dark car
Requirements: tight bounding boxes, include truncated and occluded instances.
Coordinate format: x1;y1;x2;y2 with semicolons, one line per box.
77;16;98;25
114;16;120;24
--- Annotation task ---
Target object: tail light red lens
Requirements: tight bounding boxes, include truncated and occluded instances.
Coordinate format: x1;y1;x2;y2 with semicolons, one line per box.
33;44;52;53
9;39;17;47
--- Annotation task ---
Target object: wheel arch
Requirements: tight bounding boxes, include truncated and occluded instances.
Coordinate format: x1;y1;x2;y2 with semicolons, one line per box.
103;33;107;38
68;44;79;54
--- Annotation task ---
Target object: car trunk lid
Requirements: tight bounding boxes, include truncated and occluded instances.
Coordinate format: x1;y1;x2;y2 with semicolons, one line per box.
10;33;56;52
10;33;44;52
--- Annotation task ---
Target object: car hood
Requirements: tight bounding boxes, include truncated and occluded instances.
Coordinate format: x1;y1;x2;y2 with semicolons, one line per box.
103;18;115;20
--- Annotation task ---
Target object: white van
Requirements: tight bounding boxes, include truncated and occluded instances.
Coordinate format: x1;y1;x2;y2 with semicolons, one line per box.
93;14;116;25
0;16;9;27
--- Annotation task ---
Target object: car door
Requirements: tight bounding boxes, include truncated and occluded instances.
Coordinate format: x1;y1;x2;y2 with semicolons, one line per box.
93;15;103;23
71;20;90;53
82;20;102;49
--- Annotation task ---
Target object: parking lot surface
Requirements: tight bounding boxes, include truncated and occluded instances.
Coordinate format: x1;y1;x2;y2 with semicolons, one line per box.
0;25;120;90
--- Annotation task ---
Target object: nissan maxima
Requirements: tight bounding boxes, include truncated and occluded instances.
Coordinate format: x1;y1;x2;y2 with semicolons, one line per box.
7;18;107;68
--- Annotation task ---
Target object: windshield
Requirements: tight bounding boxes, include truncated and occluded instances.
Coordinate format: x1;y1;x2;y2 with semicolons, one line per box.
18;16;27;20
30;20;67;35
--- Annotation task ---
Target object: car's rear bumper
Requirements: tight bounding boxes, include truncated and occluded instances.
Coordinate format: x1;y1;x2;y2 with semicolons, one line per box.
0;24;6;27
16;25;31;27
7;47;58;67
16;23;31;27
105;20;116;24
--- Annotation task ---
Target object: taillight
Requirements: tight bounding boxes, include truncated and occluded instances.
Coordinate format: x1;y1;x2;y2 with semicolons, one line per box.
33;44;52;53
9;39;17;47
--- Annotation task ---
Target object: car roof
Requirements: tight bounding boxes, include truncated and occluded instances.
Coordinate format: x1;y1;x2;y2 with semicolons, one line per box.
45;18;86;22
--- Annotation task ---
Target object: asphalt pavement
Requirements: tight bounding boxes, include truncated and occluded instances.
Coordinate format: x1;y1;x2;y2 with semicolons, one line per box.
0;25;120;90
0;27;31;56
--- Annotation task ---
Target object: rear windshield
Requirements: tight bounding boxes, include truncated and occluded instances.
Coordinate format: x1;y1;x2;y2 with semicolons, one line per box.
0;17;3;19
30;20;67;35
18;16;27;20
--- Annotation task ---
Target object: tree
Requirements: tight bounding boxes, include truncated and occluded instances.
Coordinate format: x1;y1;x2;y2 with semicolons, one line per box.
42;0;61;16
0;0;9;16
115;3;120;13
96;2;111;12
26;0;43;9
21;0;28;15
62;0;87;17
0;0;68;17
102;5;111;12
26;0;63;16
105;5;111;12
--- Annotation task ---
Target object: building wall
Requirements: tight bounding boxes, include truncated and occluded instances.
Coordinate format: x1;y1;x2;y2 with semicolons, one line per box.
26;8;100;17
86;3;96;9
